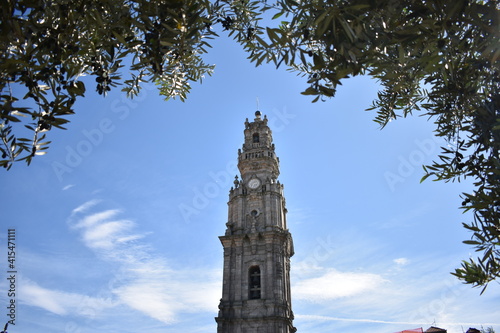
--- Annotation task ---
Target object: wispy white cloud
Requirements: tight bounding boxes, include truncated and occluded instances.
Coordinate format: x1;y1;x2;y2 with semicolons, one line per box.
19;277;116;316
394;257;409;266
293;268;387;301
114;269;220;324
72;209;120;229
117;280;178;323
67;200;219;324
20;199;221;326
116;234;145;244
70;199;102;216
83;219;134;249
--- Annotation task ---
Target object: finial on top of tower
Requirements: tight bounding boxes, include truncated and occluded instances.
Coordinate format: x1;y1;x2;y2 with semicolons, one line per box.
255;110;262;121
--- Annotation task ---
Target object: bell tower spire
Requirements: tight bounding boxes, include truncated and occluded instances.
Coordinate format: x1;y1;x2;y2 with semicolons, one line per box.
215;112;296;333
238;111;280;187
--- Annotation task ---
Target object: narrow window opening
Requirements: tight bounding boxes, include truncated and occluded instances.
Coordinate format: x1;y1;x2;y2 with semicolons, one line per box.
249;266;261;299
253;133;260;143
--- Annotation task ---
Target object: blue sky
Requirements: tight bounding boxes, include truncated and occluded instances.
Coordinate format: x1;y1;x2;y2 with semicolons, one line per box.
1;32;499;333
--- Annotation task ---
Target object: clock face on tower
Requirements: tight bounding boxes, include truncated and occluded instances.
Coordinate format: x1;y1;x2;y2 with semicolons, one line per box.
248;178;261;189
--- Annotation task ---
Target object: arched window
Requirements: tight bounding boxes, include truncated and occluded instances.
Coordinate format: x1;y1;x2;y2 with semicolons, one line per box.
249;266;261;299
252;133;260;143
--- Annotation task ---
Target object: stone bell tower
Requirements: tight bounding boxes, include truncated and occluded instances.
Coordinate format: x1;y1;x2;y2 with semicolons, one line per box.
215;111;296;333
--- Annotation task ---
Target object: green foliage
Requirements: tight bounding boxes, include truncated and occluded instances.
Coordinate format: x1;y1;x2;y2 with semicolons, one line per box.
0;0;217;168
